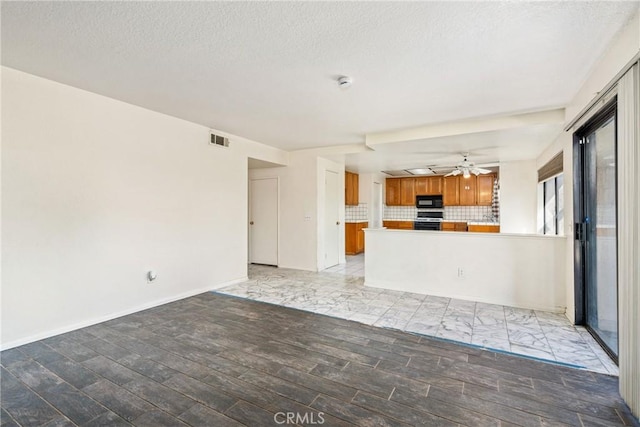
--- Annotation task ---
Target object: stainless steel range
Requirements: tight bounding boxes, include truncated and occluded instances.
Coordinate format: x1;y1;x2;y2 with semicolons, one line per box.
414;210;444;231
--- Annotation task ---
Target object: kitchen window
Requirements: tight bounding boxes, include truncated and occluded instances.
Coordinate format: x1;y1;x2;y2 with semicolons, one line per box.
542;174;564;235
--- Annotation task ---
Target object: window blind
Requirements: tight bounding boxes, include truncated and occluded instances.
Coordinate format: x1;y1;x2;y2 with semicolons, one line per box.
538;152;563;182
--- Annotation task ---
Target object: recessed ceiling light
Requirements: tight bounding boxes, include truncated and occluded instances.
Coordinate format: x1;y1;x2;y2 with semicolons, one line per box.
406;168;435;175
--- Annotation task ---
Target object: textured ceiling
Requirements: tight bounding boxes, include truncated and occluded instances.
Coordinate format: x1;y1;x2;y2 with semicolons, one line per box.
2;1;637;151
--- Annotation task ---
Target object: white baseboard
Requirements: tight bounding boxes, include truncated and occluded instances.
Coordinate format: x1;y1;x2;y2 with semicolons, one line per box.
0;275;249;351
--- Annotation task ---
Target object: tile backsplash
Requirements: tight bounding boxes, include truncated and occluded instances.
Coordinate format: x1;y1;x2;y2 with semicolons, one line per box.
346;203;368;221
444;206;494;221
383;205;417;220
383;205;496;221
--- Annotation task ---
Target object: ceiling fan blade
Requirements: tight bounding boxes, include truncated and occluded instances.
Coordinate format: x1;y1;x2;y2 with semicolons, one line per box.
471;167;492;175
444;169;461;177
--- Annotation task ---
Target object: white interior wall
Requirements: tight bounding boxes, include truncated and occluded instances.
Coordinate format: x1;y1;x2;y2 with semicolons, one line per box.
249;152;320;271
536;132;575;322
1;67;284;349
358;173;373;209
357;172;386;226
499;160;538;234
566;9;640;122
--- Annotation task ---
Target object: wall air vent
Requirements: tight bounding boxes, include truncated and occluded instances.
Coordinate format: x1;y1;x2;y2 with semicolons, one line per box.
210;132;230;148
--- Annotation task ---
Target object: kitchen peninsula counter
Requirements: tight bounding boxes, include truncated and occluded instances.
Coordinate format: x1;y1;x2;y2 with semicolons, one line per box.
364;227;566;312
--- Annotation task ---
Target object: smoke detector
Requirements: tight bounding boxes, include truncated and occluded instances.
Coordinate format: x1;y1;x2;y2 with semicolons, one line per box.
337;76;353;89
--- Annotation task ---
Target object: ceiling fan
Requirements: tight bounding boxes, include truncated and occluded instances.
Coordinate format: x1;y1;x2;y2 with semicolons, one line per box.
443;153;492;178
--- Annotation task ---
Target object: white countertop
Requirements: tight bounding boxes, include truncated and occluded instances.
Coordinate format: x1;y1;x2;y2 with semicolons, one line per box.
384;219;501;225
345;220;369;223
368;227;564;239
467;221;500;225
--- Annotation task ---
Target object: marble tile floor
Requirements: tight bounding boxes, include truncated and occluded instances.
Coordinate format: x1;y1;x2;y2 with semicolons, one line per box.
219;264;618;376
321;254;365;277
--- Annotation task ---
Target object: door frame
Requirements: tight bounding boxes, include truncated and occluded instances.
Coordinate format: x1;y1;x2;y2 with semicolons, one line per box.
322;169;341;270
572;98;618;360
249;176;279;266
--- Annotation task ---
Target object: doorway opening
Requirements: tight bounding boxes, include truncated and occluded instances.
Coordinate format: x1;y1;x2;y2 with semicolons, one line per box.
573;99;618;362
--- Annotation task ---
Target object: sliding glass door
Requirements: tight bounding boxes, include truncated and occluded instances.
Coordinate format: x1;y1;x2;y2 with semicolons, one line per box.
574;101;618;360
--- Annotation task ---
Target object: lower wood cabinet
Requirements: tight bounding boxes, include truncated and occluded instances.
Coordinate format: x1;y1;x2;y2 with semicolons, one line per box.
468;224;500;233
383;220;414;230
346;222;368;254
441;221;468;232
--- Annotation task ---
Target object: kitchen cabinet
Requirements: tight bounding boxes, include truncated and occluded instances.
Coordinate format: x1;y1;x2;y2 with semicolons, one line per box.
383;220;413;230
415;176;443;195
443;176;460;206
400;178;415;206
385;179;401;206
442;221;468;232
346;222;368;254
459;175;477;206
476;174;495;206
345;171;359;206
444;175;494;206
468;224;500;233
387;176;444;206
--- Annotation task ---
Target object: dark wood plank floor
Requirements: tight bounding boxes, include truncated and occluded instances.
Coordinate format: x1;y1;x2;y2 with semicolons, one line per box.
1;292;638;426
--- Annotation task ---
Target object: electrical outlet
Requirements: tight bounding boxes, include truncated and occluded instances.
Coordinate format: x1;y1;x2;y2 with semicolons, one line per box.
457;267;464;278
147;270;157;283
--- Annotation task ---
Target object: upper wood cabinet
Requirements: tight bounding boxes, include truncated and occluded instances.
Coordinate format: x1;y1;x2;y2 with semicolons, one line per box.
476;174;495;206
459;175;477;206
385;178;401;206
387;174;495;207
345;171;359;205
443;173;496;206
400;178;415;206
443;176;460;206
415;176;443;195
386;176;443;206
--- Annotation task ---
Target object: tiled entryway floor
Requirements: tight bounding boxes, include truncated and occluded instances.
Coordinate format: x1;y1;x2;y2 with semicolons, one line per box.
2;292;637;426
219;264;618;376
322;254;365;277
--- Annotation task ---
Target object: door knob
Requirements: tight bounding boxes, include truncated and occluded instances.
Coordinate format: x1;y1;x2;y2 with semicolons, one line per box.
250;221;254;225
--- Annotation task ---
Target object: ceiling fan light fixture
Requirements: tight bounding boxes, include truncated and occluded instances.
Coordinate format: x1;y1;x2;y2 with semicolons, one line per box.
463;169;471;179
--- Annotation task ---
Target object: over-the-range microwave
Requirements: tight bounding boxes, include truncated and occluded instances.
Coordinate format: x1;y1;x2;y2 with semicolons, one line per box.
416;195;443;209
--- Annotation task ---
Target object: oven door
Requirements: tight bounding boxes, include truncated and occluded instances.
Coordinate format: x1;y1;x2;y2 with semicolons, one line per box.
414;221;441;231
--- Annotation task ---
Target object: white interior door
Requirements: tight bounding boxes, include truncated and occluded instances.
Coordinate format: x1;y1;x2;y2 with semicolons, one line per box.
249;178;278;266
324;170;340;268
